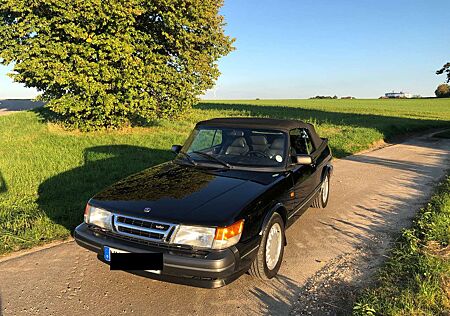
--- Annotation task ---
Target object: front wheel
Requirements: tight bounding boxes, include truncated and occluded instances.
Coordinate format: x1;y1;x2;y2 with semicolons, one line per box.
249;213;285;280
311;173;330;209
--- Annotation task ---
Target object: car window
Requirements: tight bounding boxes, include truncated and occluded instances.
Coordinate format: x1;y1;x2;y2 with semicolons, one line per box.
304;130;314;154
187;129;221;152
289;128;315;158
181;127;287;168
211;130;222;147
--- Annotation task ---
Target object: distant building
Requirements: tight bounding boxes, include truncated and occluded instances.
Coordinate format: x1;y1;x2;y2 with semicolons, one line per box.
341;96;355;99
385;91;413;99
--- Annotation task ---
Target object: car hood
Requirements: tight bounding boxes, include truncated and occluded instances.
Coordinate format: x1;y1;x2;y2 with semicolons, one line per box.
91;162;282;226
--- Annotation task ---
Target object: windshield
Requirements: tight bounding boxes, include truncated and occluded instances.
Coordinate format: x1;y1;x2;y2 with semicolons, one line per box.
179;127;287;168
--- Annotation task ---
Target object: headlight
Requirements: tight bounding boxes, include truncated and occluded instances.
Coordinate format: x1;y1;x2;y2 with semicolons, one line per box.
171;225;216;249
171;220;244;250
84;204;113;230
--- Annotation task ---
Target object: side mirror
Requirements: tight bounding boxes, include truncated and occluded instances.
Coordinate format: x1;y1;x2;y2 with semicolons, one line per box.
171;145;182;154
295;154;313;165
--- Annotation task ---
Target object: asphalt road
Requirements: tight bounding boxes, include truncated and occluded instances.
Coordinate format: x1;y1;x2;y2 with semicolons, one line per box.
0;99;44;116
0;132;449;316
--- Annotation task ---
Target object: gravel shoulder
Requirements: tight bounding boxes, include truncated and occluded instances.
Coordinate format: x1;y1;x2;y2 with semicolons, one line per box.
0;132;449;316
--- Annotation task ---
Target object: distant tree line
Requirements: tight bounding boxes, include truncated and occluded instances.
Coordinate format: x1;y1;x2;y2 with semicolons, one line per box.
309;95;338;99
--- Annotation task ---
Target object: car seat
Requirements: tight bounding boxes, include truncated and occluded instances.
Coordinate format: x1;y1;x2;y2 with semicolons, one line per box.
250;135;269;153
268;138;284;158
224;137;249;155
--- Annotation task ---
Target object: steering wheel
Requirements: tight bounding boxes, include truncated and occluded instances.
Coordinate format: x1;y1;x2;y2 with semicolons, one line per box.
245;150;271;159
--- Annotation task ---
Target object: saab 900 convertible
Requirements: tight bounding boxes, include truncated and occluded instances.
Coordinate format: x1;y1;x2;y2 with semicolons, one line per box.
75;118;333;288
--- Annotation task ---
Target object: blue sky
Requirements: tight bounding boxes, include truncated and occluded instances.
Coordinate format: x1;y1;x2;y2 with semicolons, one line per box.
1;0;449;99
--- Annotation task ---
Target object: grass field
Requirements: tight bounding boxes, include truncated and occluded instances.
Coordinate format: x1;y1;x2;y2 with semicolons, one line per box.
0;98;449;254
353;171;450;315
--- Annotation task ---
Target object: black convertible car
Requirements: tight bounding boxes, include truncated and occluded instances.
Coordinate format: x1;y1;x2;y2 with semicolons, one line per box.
75;118;333;288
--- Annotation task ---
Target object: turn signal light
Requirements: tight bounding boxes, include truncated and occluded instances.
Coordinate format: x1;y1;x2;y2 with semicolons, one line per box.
84;203;91;223
214;219;244;241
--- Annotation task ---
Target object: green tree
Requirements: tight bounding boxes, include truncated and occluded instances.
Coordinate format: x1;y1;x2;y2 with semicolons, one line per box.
0;0;234;130
435;83;450;98
436;62;450;83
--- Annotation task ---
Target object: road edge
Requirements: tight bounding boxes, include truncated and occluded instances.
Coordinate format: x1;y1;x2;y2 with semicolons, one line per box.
0;238;74;264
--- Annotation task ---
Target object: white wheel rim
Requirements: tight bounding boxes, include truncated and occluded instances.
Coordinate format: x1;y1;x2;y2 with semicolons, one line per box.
265;223;282;270
322;175;329;203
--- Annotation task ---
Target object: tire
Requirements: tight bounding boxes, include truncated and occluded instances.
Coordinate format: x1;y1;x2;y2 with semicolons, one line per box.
249;213;285;280
311;172;330;209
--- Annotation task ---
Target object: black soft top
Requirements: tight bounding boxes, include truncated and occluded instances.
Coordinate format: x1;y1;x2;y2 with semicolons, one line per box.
196;117;323;148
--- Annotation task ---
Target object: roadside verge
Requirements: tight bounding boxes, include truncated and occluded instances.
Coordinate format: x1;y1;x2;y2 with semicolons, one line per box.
352;171;450;315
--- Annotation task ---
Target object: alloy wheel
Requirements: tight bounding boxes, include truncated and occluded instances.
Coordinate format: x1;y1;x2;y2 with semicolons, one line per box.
265;222;283;270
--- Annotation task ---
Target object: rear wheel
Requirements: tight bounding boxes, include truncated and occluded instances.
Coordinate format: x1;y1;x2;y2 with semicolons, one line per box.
249;213;285;280
311;173;330;209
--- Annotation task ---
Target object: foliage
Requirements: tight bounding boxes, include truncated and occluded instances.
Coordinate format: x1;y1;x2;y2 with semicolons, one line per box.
436;62;450;83
353;173;450;316
435;84;450;98
0;98;449;254
0;0;233;130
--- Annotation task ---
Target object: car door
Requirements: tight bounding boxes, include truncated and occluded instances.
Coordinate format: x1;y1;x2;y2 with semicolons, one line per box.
288;128;318;215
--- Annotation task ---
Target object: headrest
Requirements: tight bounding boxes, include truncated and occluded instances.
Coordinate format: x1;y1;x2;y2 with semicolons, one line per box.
250;135;268;146
227;130;244;137
230;137;247;148
271;138;284;149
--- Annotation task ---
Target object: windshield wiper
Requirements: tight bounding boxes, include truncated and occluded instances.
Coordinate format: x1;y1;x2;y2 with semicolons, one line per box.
192;151;232;169
177;151;197;166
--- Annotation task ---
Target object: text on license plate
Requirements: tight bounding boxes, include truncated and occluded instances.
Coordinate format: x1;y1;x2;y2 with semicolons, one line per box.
103;246;161;274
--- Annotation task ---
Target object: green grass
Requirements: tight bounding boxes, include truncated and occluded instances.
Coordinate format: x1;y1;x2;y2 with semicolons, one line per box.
353;172;450;316
0;98;449;254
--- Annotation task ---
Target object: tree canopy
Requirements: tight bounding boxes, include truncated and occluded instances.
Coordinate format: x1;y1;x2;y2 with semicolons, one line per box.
436;62;450;83
0;0;234;130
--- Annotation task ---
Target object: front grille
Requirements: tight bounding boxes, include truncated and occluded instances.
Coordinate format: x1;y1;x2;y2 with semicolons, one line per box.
90;226;209;258
116;216;171;231
117;226;164;240
113;215;177;243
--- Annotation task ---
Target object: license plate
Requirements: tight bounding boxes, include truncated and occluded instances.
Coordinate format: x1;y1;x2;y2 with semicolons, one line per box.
104;246;127;262
103;246;161;274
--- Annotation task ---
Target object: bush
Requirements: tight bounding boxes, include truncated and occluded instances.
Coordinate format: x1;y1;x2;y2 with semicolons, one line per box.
435;84;450;98
0;0;234;130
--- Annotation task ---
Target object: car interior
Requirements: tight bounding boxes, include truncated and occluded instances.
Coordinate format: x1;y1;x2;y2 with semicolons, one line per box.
216;128;315;164
217;130;286;161
189;127;318;166
289;129;314;159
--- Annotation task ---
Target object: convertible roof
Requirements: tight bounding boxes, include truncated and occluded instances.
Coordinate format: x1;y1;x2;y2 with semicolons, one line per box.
197;117;311;131
196;117;323;148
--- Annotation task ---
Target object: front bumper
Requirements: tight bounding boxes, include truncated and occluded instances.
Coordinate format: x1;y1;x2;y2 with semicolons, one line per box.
74;223;245;288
